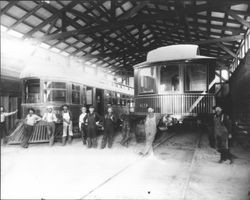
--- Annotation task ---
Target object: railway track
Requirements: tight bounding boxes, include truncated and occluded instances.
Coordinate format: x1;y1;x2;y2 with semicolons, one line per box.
79;131;178;199
180;129;203;200
79;128;204;200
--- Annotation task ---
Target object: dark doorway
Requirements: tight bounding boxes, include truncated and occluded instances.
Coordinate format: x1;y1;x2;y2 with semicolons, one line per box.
96;88;104;116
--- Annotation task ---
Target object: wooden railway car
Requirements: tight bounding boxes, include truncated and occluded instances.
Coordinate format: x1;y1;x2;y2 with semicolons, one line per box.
133;44;216;123
7;61;134;144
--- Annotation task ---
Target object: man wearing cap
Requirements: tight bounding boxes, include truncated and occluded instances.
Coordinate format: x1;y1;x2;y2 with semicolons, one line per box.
101;107;117;149
139;106;161;156
61;105;73;145
85;106;102;148
42;106;57;146
21;108;41;148
79;106;87;145
213;106;234;164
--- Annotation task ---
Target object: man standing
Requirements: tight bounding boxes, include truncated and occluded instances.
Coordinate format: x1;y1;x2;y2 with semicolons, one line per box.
85;106;102;148
61;105;73;145
0;106;18;144
21;108;41;148
139;106;161;156
79;106;87;145
42;106;57;146
213;106;234;164
101;107;117;149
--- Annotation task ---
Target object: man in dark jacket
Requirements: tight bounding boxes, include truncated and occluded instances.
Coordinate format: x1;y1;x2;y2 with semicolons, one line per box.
213;106;234;164
85;105;102;148
101;107;117;149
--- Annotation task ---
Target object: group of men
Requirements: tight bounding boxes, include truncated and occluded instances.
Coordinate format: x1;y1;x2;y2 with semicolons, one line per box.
1;104;237;163
18;105;136;149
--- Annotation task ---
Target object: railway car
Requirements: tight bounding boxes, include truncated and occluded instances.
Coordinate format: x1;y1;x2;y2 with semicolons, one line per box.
133;44;216;123
7;60;134;144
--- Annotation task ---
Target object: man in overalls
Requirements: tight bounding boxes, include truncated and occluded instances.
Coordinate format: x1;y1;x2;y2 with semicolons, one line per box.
61;105;73;145
101;107;117;149
85;106;102;148
213;106;234;164
139;106;161;156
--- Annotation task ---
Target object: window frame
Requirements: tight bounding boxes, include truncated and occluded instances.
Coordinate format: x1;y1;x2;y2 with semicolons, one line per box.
184;63;208;93
71;83;81;105
23;78;41;103
138;66;157;95
158;64;182;94
43;81;67;103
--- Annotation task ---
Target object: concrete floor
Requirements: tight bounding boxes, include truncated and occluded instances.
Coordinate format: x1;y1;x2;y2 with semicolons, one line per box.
1;131;250;200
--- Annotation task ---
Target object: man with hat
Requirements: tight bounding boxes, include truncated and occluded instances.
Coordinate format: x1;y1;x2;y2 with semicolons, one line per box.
101;106;117;149
42;106;57;146
85;105;102;148
139;106;161;156
61;105;73;145
213;106;235;164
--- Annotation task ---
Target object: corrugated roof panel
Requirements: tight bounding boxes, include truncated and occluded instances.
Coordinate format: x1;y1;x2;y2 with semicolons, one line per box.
6;5;27;18
1;15;17;27
36;7;53;19
231;4;248;11
25;15;43;26
211;21;223;26
75;42;84;48
102;1;111;10
0;1;9;9
49;1;63;10
122;1;133;11
18;1;37;10
73;4;86;12
227;22;241;28
56;42;68;49
115;7;123;16
65;37;77;44
211;11;225;18
32;31;45;37
14;23;33;34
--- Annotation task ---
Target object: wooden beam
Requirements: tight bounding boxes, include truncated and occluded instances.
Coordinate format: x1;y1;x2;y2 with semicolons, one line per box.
26;0;78;37
194;35;244;45
8;2;44;29
0;1;17;16
68;8;105;24
46;15;60;34
216;43;238;58
187;22;242;35
36;12;178;41
110;0;116;20
37;0;248;42
118;1;149;20
175;0;191;42
223;8;250;29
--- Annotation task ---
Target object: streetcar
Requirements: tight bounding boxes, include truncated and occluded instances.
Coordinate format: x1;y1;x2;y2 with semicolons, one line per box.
7;60;134;144
133;44;216;123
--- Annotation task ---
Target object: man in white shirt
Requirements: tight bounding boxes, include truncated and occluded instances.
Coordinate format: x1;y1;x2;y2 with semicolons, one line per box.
42;106;57;146
21;108;41;148
61;105;73;145
79;106;87;145
0;106;18;144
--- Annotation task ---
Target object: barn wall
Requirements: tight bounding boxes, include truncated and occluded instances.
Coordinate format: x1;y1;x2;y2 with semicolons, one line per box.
229;50;250;128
